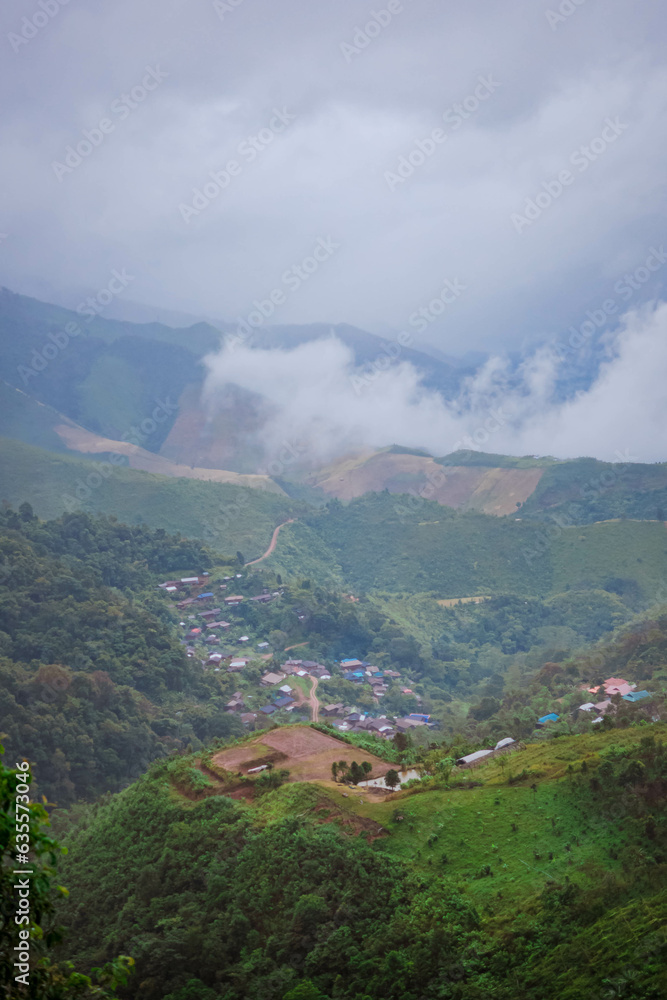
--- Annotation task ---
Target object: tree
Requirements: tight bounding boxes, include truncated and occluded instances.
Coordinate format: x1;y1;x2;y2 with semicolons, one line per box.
18;502;35;522
393;732;408;752
361;761;372;776
269;629;288;651
1;745;133;998
385;769;400;790
283;981;326;1000
331;762;338;782
236;551;245;565
348;761;364;784
337;760;349;781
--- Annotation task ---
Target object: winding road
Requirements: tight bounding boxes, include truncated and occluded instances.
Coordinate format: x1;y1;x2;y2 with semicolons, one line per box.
308;676;320;722
246;519;296;565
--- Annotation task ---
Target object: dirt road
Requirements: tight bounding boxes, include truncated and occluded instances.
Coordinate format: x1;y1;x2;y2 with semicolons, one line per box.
246;519;296;566
293;675;320;722
309;676;320;722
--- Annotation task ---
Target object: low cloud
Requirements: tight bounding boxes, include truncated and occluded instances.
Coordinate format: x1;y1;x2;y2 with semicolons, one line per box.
202;302;667;467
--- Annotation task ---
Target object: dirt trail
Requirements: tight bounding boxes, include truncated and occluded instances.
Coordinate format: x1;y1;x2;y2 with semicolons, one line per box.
293;675;320;722
309;676;320;722
246;519;296;565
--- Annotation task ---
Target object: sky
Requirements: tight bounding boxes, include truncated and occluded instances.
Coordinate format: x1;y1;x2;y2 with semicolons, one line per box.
2;0;667;359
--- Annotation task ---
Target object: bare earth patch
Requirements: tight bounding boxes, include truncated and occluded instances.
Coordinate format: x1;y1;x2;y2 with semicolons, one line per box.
211;726;389;783
305;452;544;515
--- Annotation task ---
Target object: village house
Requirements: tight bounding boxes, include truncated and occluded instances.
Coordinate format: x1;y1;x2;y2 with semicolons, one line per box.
224;595;244;606
273;695;295;709
198;608;222;618
226;694;245;711
321;703;344;716
395;718;426;734
261;671;285;686
365;717;395;736
623;690;651;703
240;713;257;725
588;676;637;697
308;665;330;679
536;713;559;726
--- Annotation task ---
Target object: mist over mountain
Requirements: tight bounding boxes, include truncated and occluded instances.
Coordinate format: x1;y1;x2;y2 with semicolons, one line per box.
202;299;667;466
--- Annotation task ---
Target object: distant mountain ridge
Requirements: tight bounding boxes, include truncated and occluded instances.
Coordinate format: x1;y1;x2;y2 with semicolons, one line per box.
0;286;469;473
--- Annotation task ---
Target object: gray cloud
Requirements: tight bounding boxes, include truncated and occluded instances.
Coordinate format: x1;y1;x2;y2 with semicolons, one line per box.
1;0;666;355
202;301;667;464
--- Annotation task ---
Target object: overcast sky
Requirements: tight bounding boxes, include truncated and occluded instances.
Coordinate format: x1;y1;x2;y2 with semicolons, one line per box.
1;0;666;355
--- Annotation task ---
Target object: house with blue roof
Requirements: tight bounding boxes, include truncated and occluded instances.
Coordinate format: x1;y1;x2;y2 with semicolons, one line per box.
622;690;651;703
273;696;294;709
537;713;559;725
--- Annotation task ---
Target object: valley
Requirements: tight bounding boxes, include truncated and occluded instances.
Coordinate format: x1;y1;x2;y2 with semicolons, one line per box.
3;290;667;1000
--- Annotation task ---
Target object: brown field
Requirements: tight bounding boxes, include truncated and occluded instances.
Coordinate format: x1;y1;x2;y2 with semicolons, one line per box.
54;422;284;493
305;451;544;515
211;726;390;783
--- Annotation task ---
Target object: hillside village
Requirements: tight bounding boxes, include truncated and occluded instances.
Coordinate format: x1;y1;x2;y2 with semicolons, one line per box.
157;570;659;765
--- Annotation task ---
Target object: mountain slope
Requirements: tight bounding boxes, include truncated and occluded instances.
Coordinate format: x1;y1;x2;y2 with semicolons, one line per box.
0;437;299;558
52;722;667;1000
302;448;546;514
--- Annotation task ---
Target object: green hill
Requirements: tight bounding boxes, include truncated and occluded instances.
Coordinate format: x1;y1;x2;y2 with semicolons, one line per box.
519;455;667;523
264;493;667;605
0;436;299;559
45;722;667;1000
0;380;82;455
0;286;219;446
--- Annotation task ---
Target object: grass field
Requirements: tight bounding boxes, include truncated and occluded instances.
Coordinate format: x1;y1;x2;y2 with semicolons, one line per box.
324;723;667;907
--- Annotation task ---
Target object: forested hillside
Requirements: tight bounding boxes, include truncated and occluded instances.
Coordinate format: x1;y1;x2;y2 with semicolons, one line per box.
0;507;245;805
46;723;667;1000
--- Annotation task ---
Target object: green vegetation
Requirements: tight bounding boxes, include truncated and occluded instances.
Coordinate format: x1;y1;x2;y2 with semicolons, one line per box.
1;745;134;998
0;436;299;558
437;450;556;468
519;455;667;522
0;287;218;446
283;494;555;596
0;507;246;805
263;494;667;603
550;519;667;598
48;725;667;999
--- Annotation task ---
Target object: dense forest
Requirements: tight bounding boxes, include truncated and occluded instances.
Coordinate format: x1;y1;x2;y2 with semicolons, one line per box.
0;506;245;805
